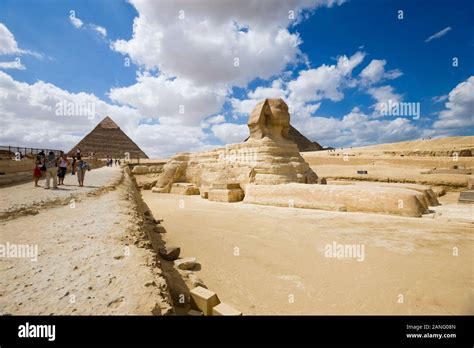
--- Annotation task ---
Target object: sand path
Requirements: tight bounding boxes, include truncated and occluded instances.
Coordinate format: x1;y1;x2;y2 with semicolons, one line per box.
0;167;171;315
0;166;122;218
142;191;473;315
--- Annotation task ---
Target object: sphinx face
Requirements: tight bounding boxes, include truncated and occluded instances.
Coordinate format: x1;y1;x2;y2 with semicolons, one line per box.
268;101;290;139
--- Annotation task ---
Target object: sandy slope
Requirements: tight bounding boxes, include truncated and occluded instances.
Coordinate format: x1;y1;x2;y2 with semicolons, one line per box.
311;136;474;155
142;191;473;315
0;167;171;315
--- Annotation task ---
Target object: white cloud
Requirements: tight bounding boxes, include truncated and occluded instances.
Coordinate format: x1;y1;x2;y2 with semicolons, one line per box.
211;123;249;143
0;59;26;70
433;76;474;130
292;107;420;148
359;59;402;85
367;85;403;117
108;73;227;126
70;16;84;29
0;22;40;58
111;0;345;88
231;51;365;122
0;23;22;55
91;24;107;37
287;52;365;104
425;26;451;43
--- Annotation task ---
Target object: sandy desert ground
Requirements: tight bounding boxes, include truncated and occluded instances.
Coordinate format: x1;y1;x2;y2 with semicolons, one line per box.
141;191;473;315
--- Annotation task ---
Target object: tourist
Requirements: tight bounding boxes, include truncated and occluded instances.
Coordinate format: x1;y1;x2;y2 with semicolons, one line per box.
76;148;81;157
37;150;47;176
33;157;42;187
71;156;76;175
75;157;90;187
44;151;58;189
57;153;69;186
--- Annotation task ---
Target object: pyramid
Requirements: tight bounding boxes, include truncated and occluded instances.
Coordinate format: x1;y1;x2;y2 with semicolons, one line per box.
287;126;323;152
67;116;148;159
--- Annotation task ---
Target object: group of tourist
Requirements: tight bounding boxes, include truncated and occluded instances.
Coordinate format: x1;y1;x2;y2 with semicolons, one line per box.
105;157;121;167
33;148;90;189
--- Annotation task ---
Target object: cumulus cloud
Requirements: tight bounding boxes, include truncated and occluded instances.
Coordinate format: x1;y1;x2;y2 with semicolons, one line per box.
292;107;420;148
231;51;365;123
425;26;451;43
108;73;227;126
211;123;249;144
367;85;403;117
433;76;474;130
111;0;344;88
359;59;402;85
0;22;40;58
288;52;365;105
0;23;22;55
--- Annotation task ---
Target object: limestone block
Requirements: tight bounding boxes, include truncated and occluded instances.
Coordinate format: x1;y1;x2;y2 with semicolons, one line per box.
355;182;439;207
244;183;431;217
200;188;209;199
208;188;245;202
158;245;180;261
212;303;242;316
190;286;220;316
459;191;474;204
148;165;163;173
174;257;197;270
170;183;200;195
132;165;149;175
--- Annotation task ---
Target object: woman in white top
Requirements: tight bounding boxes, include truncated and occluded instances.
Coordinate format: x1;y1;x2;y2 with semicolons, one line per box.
57;154;69;186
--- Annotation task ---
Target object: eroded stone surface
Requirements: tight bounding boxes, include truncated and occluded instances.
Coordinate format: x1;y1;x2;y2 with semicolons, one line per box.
243;183;433;217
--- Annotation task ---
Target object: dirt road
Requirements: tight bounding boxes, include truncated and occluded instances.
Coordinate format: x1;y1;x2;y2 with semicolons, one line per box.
0;167;171;315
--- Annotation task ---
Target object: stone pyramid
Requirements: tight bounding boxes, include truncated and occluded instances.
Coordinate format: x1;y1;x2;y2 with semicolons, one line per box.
67;116;148;159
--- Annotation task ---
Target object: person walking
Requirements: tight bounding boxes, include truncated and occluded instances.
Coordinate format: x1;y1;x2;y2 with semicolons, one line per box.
57;153;69;185
75;156;90;187
37;150;46;177
44;151;58;189
33;157;42;187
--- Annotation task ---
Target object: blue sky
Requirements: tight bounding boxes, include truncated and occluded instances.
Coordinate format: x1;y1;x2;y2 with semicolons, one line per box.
0;0;472;157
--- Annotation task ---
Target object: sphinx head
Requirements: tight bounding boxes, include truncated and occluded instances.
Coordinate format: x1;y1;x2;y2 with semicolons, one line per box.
247;98;291;141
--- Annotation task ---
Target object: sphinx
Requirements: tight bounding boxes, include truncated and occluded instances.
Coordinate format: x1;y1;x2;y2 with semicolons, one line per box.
152;98;318;196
